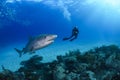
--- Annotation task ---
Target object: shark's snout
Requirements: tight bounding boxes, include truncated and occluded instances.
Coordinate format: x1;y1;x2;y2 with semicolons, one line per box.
52;35;58;39
47;35;57;41
45;34;57;45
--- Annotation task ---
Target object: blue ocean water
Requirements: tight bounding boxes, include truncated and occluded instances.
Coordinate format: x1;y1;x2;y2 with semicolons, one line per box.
0;0;120;71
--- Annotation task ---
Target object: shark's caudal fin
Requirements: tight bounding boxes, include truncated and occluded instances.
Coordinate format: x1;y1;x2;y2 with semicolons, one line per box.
14;48;22;57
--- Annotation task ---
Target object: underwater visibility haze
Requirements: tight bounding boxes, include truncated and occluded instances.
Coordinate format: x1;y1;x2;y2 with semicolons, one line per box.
0;0;120;80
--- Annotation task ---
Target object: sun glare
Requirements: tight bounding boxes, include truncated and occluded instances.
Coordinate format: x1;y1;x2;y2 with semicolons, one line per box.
6;0;21;3
104;0;120;7
93;0;120;14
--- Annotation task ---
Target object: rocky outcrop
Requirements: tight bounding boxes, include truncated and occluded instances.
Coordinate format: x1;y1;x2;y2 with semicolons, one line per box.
0;45;120;80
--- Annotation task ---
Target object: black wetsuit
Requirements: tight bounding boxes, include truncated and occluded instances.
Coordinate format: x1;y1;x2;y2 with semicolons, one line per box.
63;27;79;41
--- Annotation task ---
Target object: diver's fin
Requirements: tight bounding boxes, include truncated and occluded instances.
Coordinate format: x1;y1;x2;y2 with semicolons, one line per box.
14;48;23;57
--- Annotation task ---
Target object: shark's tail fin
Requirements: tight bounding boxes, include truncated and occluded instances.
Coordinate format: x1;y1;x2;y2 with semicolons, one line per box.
14;48;22;57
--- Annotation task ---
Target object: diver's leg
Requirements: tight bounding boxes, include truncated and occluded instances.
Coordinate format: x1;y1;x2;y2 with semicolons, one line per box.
70;35;78;41
63;35;74;40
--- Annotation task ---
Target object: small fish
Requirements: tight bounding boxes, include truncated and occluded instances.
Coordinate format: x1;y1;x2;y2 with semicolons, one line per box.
15;34;57;57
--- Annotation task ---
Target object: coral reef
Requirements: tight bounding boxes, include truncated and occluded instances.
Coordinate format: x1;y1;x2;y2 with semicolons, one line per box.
0;44;120;80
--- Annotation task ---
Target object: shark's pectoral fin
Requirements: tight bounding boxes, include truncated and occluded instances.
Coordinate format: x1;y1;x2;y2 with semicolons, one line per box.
29;47;35;54
29;51;35;54
22;48;25;51
30;47;34;51
32;51;35;54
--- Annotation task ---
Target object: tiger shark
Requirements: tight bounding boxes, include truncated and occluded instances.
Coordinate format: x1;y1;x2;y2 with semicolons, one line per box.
15;34;57;57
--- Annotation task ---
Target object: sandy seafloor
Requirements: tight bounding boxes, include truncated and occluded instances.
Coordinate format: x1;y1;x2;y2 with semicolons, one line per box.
0;39;118;72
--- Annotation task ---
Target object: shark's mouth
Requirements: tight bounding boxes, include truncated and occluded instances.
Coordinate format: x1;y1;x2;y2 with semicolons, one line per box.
48;38;55;42
46;39;55;45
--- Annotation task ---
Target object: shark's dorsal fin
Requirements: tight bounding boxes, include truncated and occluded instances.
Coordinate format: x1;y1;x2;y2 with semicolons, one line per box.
29;36;34;41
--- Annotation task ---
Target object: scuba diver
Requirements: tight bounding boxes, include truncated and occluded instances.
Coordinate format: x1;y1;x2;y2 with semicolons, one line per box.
63;26;79;41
